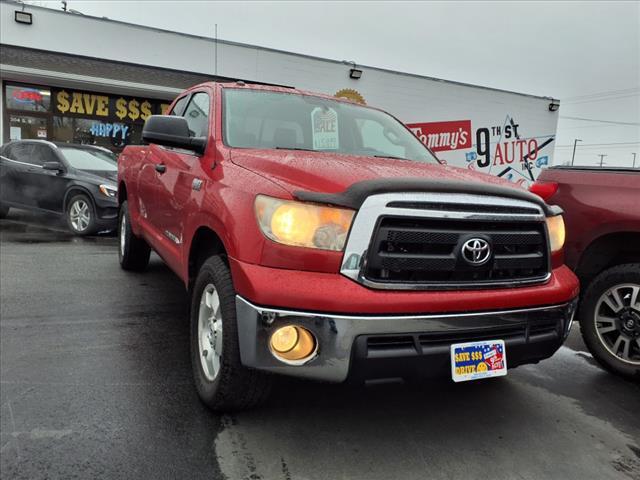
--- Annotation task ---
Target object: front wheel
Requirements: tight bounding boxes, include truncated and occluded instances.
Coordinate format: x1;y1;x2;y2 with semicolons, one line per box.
0;204;9;219
66;194;97;235
190;255;272;411
579;263;640;380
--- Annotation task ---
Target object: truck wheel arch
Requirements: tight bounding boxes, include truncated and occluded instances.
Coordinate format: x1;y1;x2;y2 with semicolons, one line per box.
118;182;128;205
187;226;228;291
576;231;640;288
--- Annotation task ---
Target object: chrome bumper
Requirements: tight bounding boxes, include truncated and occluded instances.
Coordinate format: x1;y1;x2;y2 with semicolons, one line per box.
235;296;578;382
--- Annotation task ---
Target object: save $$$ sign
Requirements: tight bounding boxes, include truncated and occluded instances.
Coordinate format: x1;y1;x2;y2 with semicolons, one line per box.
53;88;170;123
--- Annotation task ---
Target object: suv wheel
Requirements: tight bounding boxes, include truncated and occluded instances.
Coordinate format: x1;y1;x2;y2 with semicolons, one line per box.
190;255;272;411
118;200;151;271
580;263;640;380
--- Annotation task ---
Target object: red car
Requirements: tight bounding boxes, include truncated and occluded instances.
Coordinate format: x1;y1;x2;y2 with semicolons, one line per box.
117;82;579;410
531;166;639;379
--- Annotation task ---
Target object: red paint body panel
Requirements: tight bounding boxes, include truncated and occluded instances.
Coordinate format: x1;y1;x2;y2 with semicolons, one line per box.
118;82;579;314
229;257;578;314
534;167;640;271
229;148;523;197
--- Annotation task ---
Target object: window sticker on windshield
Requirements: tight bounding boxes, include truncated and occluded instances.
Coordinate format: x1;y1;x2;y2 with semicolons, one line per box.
311;107;339;150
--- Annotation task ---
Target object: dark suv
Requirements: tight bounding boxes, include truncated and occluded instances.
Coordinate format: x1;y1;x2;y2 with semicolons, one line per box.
0;140;118;235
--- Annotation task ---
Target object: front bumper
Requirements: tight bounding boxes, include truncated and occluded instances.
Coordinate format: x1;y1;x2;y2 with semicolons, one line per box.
94;197;118;229
236;296;578;382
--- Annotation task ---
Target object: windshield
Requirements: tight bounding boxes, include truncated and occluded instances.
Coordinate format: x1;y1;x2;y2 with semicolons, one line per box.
223;89;438;163
60;147;117;171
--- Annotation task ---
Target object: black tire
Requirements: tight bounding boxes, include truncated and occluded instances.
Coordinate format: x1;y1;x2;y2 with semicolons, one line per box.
65;193;97;236
118;200;151;271
0;204;9;219
579;263;640;380
190;255;272;411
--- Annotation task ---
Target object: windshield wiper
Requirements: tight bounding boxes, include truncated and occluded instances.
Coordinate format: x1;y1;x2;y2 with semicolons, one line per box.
275;147;317;152
373;154;408;161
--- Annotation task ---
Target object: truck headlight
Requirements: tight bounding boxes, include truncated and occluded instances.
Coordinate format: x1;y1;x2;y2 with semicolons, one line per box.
255;195;354;251
546;215;565;253
99;184;117;198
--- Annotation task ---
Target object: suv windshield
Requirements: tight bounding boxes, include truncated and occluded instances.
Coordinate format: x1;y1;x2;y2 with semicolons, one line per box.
59;147;117;171
223;89;438;163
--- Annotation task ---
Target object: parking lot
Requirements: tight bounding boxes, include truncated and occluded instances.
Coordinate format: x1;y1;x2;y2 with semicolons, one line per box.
0;210;639;480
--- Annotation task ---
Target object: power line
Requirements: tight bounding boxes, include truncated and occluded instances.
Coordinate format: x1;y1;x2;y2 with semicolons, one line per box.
555;141;640;147
557;146;639;150
563;88;640;101
563;93;640;105
559;116;640;126
560;124;639;131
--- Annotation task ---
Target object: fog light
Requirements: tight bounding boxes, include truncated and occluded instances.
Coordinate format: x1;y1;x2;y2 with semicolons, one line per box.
269;325;317;363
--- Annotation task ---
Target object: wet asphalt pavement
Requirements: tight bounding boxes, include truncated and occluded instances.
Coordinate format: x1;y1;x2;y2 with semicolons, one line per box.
1;210;639;480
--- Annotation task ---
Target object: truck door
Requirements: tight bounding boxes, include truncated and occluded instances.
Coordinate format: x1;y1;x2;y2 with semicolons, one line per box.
136;95;191;245
154;91;212;258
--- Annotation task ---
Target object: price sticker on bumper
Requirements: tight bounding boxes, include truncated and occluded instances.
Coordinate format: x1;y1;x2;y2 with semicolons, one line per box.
451;340;507;382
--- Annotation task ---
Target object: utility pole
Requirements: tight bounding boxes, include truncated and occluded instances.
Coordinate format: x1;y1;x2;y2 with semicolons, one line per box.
597;154;607;167
214;24;218;78
633;152;637;168
571;139;582;166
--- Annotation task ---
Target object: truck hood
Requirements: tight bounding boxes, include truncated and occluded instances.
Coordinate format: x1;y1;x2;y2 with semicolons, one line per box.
230;149;520;195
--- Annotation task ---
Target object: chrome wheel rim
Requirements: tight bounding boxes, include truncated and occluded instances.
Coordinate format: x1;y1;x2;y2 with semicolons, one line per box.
594;283;640;365
198;284;223;381
119;212;126;257
69;199;91;232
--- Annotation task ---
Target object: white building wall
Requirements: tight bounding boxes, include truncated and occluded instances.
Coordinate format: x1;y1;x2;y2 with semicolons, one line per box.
0;2;559;183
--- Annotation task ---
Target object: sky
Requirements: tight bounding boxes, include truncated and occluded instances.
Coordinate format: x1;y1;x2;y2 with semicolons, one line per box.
25;0;640;167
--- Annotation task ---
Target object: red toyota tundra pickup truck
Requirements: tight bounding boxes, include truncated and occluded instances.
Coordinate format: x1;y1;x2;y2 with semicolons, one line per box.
531;166;639;379
117;82;579;411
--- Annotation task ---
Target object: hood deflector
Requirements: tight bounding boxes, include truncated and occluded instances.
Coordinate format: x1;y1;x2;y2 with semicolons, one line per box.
293;178;559;216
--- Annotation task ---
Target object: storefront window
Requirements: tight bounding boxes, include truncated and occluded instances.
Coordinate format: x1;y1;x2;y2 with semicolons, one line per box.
9;115;49;141
5;85;51;112
3;82;172;153
53;116;143;150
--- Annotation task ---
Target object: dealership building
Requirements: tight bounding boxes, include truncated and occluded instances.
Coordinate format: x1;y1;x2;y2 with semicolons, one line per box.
1;0;409;152
0;0;560;184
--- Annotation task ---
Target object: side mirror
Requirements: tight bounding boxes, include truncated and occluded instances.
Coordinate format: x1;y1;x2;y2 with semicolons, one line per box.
142;115;206;155
42;161;64;172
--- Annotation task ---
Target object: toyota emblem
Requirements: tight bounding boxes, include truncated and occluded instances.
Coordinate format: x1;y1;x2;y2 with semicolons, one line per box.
461;238;491;266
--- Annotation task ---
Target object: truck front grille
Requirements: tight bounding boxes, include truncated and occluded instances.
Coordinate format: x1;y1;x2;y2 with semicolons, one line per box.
339;192;551;290
363;217;549;286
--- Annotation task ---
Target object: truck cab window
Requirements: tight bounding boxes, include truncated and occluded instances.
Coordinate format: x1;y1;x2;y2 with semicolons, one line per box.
356;119;406;158
169;95;189;117
183;93;210;138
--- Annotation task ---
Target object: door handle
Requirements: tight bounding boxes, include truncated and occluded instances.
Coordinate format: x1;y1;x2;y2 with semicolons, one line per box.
155;163;166;174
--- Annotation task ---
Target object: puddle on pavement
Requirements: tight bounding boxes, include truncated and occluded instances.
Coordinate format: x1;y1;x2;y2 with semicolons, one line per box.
1;215;115;244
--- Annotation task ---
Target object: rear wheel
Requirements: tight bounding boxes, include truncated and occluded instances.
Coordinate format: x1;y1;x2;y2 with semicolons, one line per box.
118;200;150;271
66;194;97;235
0;204;9;219
579;263;640;380
190;255;272;411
